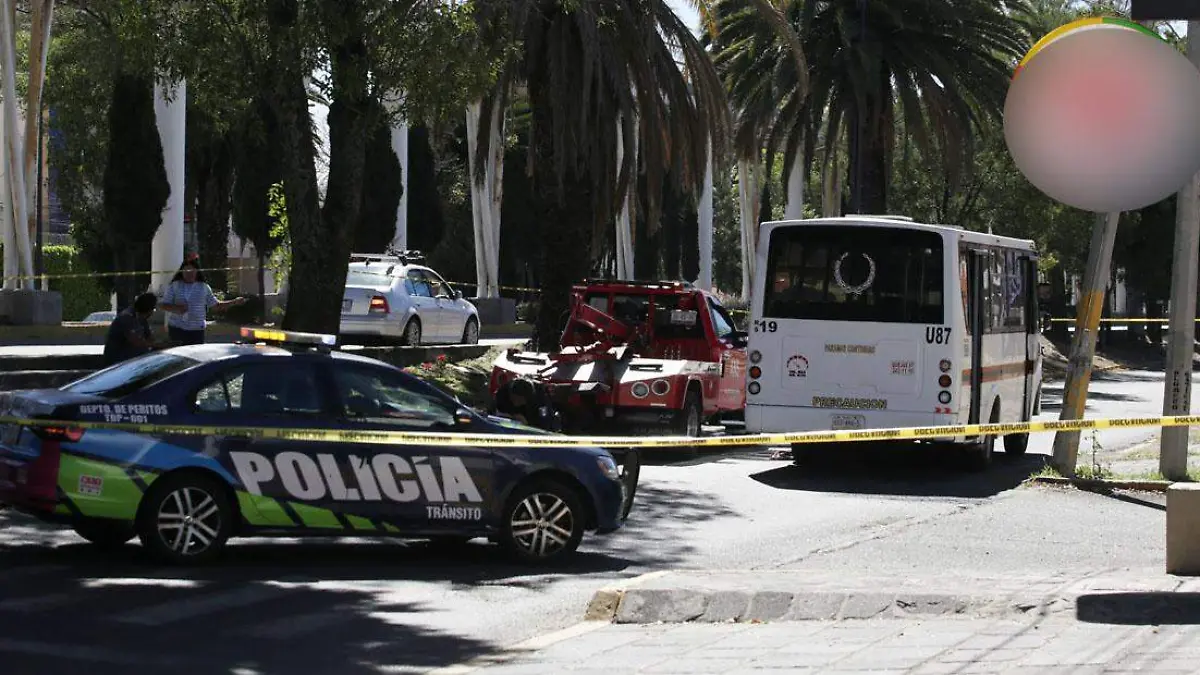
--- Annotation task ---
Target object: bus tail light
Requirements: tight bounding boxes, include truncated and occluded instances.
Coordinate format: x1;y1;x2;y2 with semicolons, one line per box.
748;382;761;395
749;350;762;364
749;366;762;379
938;391;952;404
938;374;952;388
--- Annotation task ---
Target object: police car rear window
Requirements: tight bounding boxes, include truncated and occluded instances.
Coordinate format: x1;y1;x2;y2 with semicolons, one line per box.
62;353;200;398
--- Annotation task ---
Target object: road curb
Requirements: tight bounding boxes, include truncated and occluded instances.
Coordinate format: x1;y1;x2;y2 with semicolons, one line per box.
1029;475;1172;493
582;570;675;621
591;588;1077;624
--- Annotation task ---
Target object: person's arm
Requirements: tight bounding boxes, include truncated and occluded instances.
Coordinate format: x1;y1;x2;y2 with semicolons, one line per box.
208;286;247;312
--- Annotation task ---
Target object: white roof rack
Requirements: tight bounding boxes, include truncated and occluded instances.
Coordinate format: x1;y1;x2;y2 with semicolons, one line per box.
843;214;915;222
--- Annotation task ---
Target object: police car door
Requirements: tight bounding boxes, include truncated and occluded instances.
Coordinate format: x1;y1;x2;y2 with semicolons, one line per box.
191;360;355;531
324;364;495;531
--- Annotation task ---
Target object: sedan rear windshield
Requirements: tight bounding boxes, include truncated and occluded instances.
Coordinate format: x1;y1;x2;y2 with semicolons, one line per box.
346;266;393;287
763;225;945;324
62;352;200;398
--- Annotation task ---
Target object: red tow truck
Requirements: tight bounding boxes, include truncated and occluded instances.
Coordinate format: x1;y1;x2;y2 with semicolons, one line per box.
489;279;749;440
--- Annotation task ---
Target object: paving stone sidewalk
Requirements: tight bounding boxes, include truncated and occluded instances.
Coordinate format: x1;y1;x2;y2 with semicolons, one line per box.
459;617;1200;674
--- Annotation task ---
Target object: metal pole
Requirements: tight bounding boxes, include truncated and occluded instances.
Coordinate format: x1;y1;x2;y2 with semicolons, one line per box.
1160;20;1200;481
1051;210;1120;476
34;103;43;291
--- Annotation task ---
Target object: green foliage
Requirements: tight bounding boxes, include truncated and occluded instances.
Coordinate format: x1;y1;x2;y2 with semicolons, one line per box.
353;105;403;252
102;71;169;307
231;97;285;260
0;244;111;321
266;182;291;294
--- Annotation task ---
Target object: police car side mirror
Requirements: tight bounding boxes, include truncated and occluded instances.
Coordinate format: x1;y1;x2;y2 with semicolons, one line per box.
454;407;476;427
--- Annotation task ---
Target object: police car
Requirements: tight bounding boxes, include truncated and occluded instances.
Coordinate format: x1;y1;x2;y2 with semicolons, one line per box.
0;328;639;564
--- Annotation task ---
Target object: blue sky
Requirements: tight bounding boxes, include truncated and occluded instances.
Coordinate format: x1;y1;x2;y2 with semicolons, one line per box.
667;0;702;35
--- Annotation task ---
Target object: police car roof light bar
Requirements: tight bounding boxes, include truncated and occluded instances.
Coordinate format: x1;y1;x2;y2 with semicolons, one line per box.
238;327;338;350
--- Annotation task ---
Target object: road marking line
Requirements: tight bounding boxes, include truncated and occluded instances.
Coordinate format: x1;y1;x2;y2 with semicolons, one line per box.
113;584;284;625
0;638;182;666
421;621;610;675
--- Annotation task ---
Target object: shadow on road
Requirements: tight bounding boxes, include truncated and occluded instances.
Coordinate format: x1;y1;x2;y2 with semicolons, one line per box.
599;482;738;562
748;441;1048;499
1077;592;1200;625
1040;385;1143;403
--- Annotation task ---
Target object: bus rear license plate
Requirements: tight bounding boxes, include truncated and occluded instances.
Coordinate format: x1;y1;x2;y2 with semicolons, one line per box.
832;414;865;430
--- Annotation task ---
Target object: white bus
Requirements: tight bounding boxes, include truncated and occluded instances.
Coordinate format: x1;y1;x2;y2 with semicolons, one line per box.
744;215;1043;467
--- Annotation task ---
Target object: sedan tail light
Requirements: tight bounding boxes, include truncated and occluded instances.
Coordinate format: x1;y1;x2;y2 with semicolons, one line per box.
369;295;390;314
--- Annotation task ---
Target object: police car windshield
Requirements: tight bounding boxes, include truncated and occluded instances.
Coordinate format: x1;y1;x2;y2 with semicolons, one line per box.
62;352;200;398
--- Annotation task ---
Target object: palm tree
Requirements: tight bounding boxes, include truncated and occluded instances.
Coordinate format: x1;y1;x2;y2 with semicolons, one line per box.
712;0;1031;216
472;1;740;350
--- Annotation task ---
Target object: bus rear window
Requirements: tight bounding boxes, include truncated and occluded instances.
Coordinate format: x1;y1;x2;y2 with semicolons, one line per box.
762;225;944;324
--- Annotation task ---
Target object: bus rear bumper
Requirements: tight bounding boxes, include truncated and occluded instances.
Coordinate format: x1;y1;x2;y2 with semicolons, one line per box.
745;404;967;443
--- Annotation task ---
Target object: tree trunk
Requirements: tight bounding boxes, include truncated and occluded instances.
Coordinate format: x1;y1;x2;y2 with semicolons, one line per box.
257;252;266;323
272;0;372;334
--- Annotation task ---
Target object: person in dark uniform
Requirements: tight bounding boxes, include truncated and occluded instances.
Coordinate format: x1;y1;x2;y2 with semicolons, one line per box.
103;293;159;366
491;377;561;431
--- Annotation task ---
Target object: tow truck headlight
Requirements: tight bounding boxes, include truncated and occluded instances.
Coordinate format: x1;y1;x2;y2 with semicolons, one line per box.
631;382;650;398
597;456;620;480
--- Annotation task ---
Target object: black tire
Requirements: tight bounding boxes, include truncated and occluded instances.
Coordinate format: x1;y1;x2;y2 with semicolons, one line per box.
73;520;136;549
967;405;1000;471
671;389;703;456
401;318;422;346
498;478;586;563
1003;432;1029;456
461;317;480;345
135;472;234;565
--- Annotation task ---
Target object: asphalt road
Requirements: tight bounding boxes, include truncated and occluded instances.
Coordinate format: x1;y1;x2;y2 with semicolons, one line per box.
0;369;1185;675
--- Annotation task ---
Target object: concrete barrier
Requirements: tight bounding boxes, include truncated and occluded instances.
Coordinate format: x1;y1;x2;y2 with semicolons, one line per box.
1166;482;1200;575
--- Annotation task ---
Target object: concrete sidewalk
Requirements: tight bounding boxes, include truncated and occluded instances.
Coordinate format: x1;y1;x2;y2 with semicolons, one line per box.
439;569;1200;674
452;616;1200;674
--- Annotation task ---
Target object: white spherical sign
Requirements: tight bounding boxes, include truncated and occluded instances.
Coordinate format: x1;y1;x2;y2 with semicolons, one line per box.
1004;19;1200;213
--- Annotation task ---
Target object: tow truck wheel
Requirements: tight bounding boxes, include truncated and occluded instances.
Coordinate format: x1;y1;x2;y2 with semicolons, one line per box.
499;478;585;563
73;520;136;549
136;472;234;565
671;390;703;456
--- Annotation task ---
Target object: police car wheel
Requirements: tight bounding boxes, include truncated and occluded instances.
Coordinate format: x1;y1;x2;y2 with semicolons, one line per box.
500;479;585;563
73;520;136;549
136;473;234;564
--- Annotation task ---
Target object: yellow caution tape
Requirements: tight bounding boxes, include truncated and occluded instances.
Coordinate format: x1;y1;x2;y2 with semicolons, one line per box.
1;413;1196;449
1;265;258;283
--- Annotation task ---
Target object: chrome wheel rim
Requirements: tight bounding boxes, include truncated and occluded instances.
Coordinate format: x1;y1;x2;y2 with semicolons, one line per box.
157;487;221;556
510;493;574;557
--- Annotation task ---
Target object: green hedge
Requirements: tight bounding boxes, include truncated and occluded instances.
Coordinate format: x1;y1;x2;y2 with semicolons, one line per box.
0;243;111;321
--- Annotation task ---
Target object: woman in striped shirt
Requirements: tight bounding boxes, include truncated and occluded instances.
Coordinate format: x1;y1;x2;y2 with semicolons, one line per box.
158;258;248;344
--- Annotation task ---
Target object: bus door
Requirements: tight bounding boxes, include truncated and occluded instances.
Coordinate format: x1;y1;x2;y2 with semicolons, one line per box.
1021;256;1039;419
965;249;986;425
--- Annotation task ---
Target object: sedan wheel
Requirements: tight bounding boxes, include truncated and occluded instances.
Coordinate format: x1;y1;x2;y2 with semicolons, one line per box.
462;317;480;345
500;479;585;563
402;318;422;346
137;473;233;564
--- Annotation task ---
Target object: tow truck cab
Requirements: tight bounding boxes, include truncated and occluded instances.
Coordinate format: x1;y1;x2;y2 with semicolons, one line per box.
490;280;749;436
